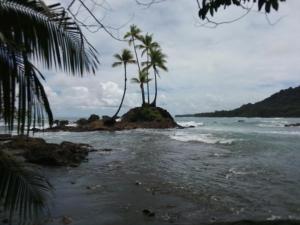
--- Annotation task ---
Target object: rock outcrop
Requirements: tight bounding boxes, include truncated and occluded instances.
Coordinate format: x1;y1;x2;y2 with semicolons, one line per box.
38;106;179;132
117;106;178;129
1;136;93;167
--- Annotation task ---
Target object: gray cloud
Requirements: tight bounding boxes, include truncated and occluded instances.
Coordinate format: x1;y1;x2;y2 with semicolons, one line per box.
43;0;300;117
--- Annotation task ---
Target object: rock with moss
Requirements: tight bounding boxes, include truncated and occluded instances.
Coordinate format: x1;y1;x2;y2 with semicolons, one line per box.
118;106;178;129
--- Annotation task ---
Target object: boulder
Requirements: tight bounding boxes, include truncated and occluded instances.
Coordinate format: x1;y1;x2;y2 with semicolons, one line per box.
0;134;12;141
24;141;90;167
285;123;300;127
118;106;178;129
1;136;92;167
54;120;69;127
102;115;115;126
88;114;100;123
76;118;89;126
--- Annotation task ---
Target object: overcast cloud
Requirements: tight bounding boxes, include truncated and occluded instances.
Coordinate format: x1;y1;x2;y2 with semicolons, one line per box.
43;0;300;117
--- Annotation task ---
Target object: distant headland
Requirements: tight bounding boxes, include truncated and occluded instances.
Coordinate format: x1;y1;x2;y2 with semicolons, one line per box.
176;86;300;118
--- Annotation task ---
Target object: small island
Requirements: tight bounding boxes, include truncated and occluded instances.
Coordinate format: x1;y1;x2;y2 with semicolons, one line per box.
41;106;179;132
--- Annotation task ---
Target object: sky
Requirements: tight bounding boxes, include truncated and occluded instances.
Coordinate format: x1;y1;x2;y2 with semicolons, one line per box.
43;0;300;117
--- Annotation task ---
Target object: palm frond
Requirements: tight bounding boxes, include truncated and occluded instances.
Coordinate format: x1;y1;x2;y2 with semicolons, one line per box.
112;49;135;67
0;0;100;133
124;24;142;44
113;54;122;62
0;150;52;224
127;59;136;64
0;44;53;133
131;77;140;84
0;0;99;75
112;62;122;68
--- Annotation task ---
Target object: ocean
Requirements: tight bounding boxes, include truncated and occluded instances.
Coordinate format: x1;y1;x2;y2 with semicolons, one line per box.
1;117;300;224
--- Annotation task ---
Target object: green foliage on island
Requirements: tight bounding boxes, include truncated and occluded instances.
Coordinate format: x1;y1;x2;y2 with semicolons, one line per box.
122;106;170;122
176;86;300;118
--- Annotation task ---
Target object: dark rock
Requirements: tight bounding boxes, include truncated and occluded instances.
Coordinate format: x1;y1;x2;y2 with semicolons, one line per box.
285;123;300;127
31;128;42;132
2;136;92;167
62;216;72;224
76;118;88;126
102;115;115;126
101;148;112;152
33;107;179;132
142;209;151;214
135;181;142;186
208;220;300;225
86;184;101;190
119;106;178;129
54;120;69;127
0;134;12;141
142;209;155;217
148;212;155;217
2;219;9;224
88;114;100;123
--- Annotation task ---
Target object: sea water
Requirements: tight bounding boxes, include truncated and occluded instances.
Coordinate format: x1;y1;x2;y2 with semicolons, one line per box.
1;117;300;224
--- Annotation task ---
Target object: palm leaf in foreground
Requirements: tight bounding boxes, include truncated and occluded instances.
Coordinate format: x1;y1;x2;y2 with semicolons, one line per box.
0;150;52;224
0;0;99;134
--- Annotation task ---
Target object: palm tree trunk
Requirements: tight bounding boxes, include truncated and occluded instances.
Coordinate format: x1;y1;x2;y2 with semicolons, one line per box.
146;52;150;104
152;68;158;107
140;83;145;106
132;37;141;73
113;64;127;119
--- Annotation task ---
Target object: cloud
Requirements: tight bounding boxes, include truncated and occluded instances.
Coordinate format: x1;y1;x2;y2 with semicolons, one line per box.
42;0;300;116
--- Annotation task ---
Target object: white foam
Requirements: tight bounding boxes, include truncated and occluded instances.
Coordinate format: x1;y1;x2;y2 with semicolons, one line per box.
169;132;235;145
65;123;77;127
257;120;289;128
267;215;281;221
177;121;204;127
226;167;258;179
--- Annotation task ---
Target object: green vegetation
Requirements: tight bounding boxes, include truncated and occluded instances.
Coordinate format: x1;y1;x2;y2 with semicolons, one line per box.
123;106;165;122
176;86;300;118
121;106;175;124
0;150;52;224
131;71;152;104
145;48;168;107
198;0;286;20
0;0;98;223
137;34;159;104
0;0;98;134
113;24;168;117
112;49;136;119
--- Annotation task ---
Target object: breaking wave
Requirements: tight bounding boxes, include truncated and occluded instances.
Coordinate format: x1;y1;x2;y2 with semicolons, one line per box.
177;121;204;128
169;132;235;145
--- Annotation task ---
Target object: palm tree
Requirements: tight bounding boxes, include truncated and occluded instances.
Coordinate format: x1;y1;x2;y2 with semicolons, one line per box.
0;0;98;133
138;34;159;104
0;0;99;223
146;48;168;107
124;25;143;87
112;49;136;119
131;71;151;106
